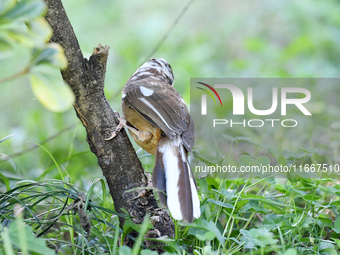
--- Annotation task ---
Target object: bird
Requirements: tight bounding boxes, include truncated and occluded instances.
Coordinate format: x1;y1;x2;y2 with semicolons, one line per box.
106;58;201;223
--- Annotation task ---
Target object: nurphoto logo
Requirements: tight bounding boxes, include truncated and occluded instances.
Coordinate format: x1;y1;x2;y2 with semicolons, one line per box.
197;83;312;128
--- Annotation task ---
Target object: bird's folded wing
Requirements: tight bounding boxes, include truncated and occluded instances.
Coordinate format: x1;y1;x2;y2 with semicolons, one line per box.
123;81;194;151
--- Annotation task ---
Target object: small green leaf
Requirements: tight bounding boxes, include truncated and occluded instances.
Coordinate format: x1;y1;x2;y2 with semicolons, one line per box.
283;150;305;159
319;248;337;255
275;184;289;194
263;214;284;230
0;172;10;191
229;179;245;186
1;0;46;23
188;228;215;241
7;220;54;255
29;68;74;112
283;248;297;255
241;228;276;248
28;17;53;44
234;136;252;142
292;189;307;198
0;0;17;16
299;147;318;154
256;156;270;167
140;250;158;255
239;155;253;166
331;238;340;248
146;236;180;253
249;200;267;213
333;217;340;233
303;194;320;201
222;134;235;142
32;43;68;69
206;198;234;208
119;246;132;255
278;155;287;166
266;145;279;159
220;189;237;199
3;22;36;47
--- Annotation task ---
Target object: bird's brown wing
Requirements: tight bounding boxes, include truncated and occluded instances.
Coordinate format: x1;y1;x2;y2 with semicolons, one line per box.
123;80;194;152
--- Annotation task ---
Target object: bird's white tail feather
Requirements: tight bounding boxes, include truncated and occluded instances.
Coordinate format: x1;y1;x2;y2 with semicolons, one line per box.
189;173;201;219
158;137;200;222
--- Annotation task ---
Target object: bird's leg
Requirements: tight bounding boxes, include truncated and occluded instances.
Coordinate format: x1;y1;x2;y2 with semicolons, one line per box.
105;112;152;141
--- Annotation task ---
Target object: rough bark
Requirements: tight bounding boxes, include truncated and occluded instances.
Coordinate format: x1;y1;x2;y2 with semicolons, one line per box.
43;0;175;249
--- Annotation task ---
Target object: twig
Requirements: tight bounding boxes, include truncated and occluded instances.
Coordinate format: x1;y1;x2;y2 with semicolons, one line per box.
0;66;31;84
139;0;195;65
1;123;77;160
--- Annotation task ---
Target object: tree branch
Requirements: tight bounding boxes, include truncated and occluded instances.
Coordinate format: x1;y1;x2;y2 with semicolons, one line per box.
43;0;174;249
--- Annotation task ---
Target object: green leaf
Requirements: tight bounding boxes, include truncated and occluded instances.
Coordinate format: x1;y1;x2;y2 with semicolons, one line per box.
31;43;67;69
6;220;54;255
188;228;215;241
206;198;234;208
266;145;279;159
119;246;132;255
0;227;15;255
229;179;245;186
256;156;270;167
303;194;320;201
240;228;276;248
275;184;290;194
140;250;158;255
331;238;340;248
181;219;225;247
299;147;318;154
222;134;235;142
278;155;287;166
263;214;284;230
239;155;253;166
146;236;180;253
0;0;17;16
219;189;237;199
29;68;74;112
2;22;36;47
283;248;297;255
132;215;153;255
0;172;10;191
28;17;53;45
1;0;46;23
234;136;253;142
319;248;337;255
248;200;267;213
333;217;340;233
283;150;305;159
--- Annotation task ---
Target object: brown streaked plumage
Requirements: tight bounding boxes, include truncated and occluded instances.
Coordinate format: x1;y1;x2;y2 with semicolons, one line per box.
108;58;200;222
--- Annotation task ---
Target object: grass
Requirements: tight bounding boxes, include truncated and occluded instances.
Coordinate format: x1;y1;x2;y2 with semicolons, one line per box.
0;139;339;255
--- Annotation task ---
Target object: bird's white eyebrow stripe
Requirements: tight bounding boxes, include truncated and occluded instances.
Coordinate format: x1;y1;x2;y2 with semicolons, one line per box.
139;97;173;131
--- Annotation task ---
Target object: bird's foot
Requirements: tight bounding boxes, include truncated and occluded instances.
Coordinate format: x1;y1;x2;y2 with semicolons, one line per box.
105;113;152;142
105;115;127;140
131;173;153;200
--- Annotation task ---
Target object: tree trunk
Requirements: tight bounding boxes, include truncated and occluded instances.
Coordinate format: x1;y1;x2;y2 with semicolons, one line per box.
43;0;175;249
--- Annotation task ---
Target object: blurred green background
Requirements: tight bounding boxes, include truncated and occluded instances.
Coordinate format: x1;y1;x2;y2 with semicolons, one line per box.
0;0;339;190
